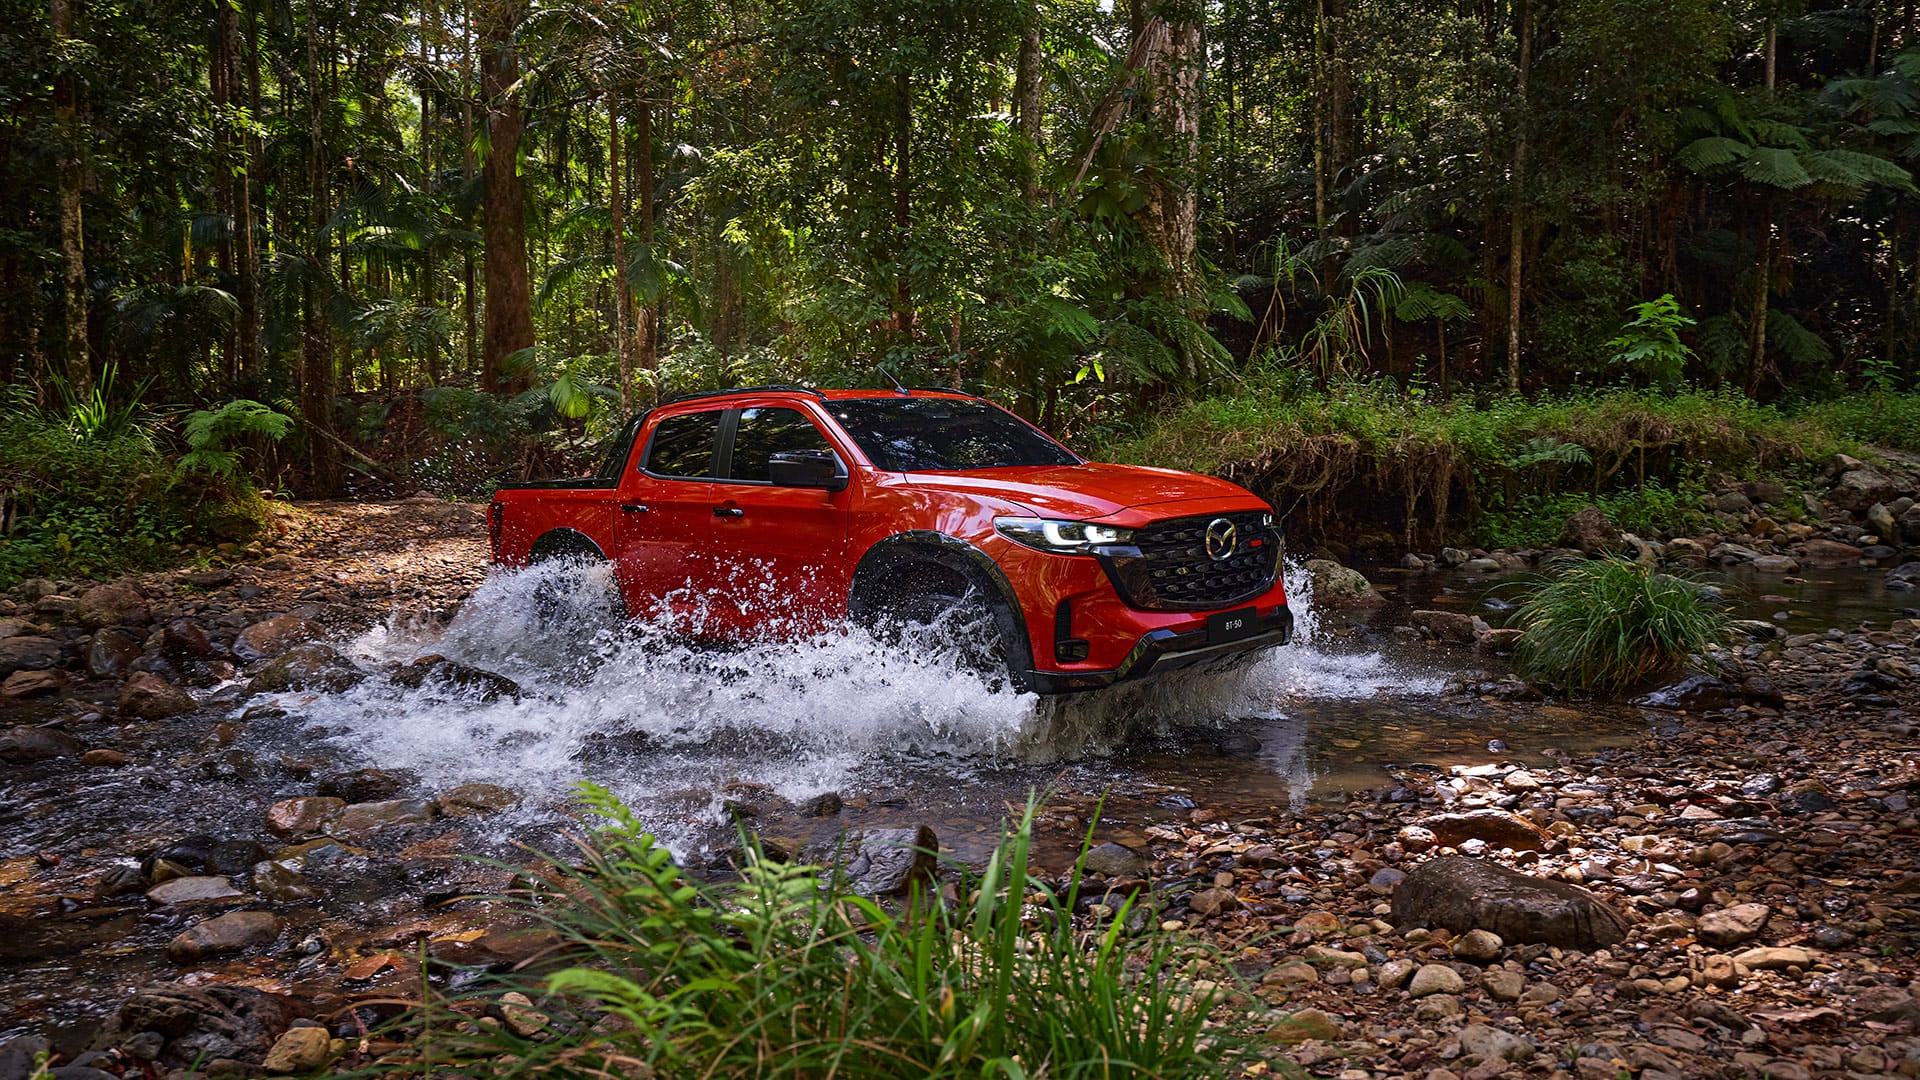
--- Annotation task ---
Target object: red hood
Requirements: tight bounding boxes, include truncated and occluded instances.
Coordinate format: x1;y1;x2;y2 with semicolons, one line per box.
898;462;1265;520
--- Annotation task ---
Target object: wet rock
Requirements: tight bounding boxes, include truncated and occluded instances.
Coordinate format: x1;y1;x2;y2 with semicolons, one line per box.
0;726;83;761
1826;465;1902;511
1697;902;1771;946
1391;856;1633;949
74;582;148;630
1304;559;1385;608
259;1028;331;1075
246;644;363;694
1265;1008;1341;1043
1419;810;1550;851
1407;964;1465;997
391;654;521;700
1411;610;1480;644
0;636;62;679
1;669;64;698
1709;542;1759;564
250;860;321;902
1476;627;1523;655
1449;928;1503;961
81;748;131;767
1633;674;1734;712
433;783;521;817
1481;968;1526;1001
166;911;283;963
315;767;411;803
100;985;293;1068
1751;554;1799;573
325;798;434;837
1187;887;1238;917
1459;1023;1534;1063
1216;734;1262;756
161;620;213;661
232;616;316;662
1869;502;1901;539
1438;547;1469;567
795;791;844;817
86;627;143;678
830;825;938;896
146;876;244;905
1798;538;1865;566
0;617;33;639
1732;946;1809;970
1889;560;1920;588
119;672;194;719
1559;507;1620;553
1082;841;1149;878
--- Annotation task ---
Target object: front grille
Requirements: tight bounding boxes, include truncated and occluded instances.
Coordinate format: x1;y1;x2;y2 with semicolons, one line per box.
1114;511;1279;610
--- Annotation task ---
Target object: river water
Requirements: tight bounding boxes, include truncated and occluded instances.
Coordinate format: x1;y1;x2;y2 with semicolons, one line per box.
3;554;1913;1038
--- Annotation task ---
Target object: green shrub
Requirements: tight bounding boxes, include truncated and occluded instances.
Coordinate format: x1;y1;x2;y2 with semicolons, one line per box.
1795;392;1920;453
1512;556;1732;696
1476;481;1709;548
366;783;1254;1080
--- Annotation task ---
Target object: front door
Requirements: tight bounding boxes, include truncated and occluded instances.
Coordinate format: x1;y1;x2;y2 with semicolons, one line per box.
702;404;854;637
614;408;722;624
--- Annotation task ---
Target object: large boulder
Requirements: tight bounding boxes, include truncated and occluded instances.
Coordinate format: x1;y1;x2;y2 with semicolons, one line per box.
96;984;295;1067
246;644;364;694
1304;559;1384;609
1826;465;1903;512
1797;539;1865;567
0;636;62;680
87;627;144;678
1418;810;1551;852
232;616;317;662
1633;674;1735;712
120;672;194;720
74;582;149;630
1391;856;1632;950
391;655;521;700
1558;508;1620;553
1410;609;1483;644
0;725;84;762
167;911;283;963
827;826;939;896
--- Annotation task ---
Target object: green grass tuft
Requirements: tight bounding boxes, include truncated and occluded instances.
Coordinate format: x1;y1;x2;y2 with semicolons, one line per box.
361;783;1256;1080
1511;555;1733;696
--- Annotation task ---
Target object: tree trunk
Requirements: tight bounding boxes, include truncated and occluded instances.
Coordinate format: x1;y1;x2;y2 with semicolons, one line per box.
50;0;88;396
608;102;633;415
635;98;656;378
235;0;262;387
1136;0;1204;312
893;71;913;338
1746;201;1773;396
1014;20;1042;209
212;6;236;385
1313;0;1328;256
1505;0;1530;394
303;19;341;493
478;0;532;393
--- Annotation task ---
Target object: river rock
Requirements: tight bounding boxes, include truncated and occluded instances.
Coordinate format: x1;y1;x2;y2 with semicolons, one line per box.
146;876;244;905
1449;928;1503;961
830;825;939;895
1889;560;1920;587
0;725;83;762
1188;886;1238;917
119;672;194;719
391;654;521;700
1826;465;1902;511
1798;538;1864;566
1698;902;1771;946
246;644;363;694
325;798;434;836
87;627;143;677
1868;502;1901;539
433;783;521;817
82;748;132;767
1734;946;1810;970
1407;963;1465;997
1460;1023;1535;1063
166;911;283;963
1709;542;1759;563
232;616;316;662
1482;968;1526;1001
1634;674;1733;712
1751;554;1799;573
1419;810;1549;851
1477;627;1524;655
1304;559;1384;608
250;860;321;902
101;984;293;1067
266;797;345;838
1391;856;1633;949
1411;609;1480;644
74;582;148;630
260;1027;332;1075
0;636;61;679
1081;841;1148;878
1559;508;1620;553
1265;1008;1341;1043
161;620;213;661
1;669;64;698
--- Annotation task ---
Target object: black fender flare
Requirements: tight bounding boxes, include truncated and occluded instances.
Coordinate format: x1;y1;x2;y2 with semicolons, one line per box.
528;528;608;563
849;531;1035;687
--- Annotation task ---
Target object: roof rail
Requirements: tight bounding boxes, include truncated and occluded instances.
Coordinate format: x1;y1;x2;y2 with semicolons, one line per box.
663;384;828;404
906;385;976;396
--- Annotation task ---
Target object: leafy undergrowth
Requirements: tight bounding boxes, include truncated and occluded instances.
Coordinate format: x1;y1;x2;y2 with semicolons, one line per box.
1511;555;1735;696
363;784;1266;1080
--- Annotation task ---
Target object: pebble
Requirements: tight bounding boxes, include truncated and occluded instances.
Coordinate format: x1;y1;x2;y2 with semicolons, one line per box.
1408;963;1466;997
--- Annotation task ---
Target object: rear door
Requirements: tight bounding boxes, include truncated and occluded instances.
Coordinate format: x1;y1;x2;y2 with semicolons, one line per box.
702;403;854;635
614;408;722;623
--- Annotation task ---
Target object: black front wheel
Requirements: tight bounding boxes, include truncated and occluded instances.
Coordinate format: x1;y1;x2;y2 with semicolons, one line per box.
852;563;1025;691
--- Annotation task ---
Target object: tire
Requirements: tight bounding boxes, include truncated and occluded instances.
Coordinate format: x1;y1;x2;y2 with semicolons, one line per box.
853;560;1021;689
526;537;626;630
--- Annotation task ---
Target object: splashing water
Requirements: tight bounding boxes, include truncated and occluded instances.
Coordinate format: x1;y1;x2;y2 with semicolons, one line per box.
287;555;1439;844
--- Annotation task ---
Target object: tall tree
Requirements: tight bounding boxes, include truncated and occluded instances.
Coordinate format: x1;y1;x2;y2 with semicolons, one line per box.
477;0;532;393
49;0;87;395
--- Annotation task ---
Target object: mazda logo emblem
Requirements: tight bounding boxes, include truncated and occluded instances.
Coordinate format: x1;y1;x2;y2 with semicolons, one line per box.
1204;517;1238;562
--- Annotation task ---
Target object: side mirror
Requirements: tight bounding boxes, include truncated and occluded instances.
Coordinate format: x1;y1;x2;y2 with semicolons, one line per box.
767;449;847;491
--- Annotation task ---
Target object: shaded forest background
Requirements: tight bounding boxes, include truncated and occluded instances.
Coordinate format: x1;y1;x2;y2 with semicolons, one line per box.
5;0;1920;578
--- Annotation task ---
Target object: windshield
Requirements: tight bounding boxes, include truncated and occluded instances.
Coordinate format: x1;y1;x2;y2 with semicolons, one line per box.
828;398;1080;471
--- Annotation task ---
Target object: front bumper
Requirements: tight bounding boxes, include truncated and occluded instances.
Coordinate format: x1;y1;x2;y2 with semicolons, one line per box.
1024;605;1294;694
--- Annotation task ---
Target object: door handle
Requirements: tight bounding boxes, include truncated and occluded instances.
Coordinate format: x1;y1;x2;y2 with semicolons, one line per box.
621;503;649;514
713;506;744;518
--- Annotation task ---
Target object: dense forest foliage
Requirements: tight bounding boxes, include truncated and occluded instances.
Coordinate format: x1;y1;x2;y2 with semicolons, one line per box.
3;0;1920;574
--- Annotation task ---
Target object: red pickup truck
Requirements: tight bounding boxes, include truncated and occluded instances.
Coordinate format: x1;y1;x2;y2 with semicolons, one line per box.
487;386;1292;693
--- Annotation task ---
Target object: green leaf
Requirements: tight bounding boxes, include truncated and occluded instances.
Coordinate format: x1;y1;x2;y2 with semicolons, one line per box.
1737;146;1814;189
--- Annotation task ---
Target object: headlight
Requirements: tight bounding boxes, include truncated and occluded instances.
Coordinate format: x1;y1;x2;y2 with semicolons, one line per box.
994;517;1134;554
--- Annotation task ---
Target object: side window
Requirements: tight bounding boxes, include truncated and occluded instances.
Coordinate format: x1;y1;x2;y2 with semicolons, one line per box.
729;407;835;482
643;411;723;478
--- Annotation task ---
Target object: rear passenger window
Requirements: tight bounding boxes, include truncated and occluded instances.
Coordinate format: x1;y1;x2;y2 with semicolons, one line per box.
729;407;835;482
644;411;722;477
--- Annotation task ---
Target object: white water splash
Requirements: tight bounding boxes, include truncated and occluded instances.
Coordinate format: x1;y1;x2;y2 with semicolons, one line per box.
286;556;1437;838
